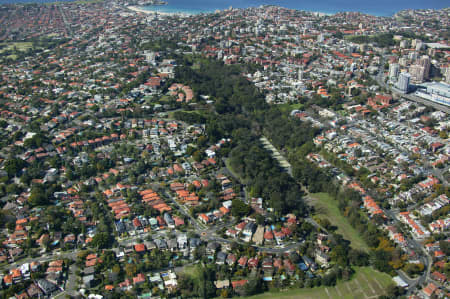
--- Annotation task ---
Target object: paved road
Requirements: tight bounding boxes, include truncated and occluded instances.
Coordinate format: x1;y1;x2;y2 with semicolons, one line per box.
383;208;431;294
5;250;79;271
260;136;292;176
57;5;73;36
64;263;79;296
259;137;326;235
371;70;448;187
261;122;431;294
423;161;449;187
6;123;435;297
400;93;450;114
371;67;440;291
396;269;419;289
409;237;432;290
221;159;248;203
161;189;206;230
201;234;303;254
372;61;450;114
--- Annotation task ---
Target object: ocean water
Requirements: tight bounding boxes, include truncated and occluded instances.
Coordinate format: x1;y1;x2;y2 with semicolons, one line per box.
0;0;447;16
142;0;448;16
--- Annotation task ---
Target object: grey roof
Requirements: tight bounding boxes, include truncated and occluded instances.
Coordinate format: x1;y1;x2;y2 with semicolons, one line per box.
189;238;201;248
84;266;95;275
244;222;256;232
37;279;58;294
167;239;178;249
217;251;227;261
207;242;220;250
164;213;174;225
154;239;167;249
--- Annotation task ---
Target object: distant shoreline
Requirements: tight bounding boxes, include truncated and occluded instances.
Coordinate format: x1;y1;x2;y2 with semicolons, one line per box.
127;4;384;18
126;1;450;18
127;5;333;17
127;5;196;16
1;0;448;17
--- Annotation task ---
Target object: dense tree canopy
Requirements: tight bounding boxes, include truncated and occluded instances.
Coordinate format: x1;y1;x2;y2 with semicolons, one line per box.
176;59;310;217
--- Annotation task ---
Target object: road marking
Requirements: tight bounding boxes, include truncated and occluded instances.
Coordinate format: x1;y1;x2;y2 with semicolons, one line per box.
345;281;352;293
335;284;342;297
351;278;364;294
353;277;369;299
360;273;376;295
372;277;383;290
350;279;358;291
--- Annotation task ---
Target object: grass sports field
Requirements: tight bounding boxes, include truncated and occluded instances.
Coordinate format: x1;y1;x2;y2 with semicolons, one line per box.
0;42;34;60
310;192;370;252
0;42;33;52
242;267;393;299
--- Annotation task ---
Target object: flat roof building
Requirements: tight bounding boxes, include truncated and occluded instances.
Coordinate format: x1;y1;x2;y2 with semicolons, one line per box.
396;72;410;93
415;82;450;107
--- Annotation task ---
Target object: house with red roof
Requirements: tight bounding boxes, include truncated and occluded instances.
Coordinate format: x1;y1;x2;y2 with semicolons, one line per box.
434;250;445;259
133;218;142;229
273;258;283;270
226;254;237;265
235;221;246;232
231;279;248;289
118;279;132;291
264;230;274;243
105;285;114;291
421;282;438;298
219;207;229;215
274;230;286;242
3;274;12;286
198;213;210;224
133;273;146;285
192;180;202;189
238;256;248;267
430;142;444;153
283;259;296;275
431;271;446;284
173;164;183;173
173;216;185;227
281;227;292;237
418;176;439;190
226;229;238;238
85;254;102;267
11;269;22;283
201;179;209;187
248;257;259;270
170;182;185;191
134;243;146;253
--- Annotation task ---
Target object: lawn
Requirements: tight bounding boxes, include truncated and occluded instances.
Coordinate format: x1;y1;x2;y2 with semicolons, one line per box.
224;157;245;184
0;42;33;53
277;103;304;114
159;95;173;102
310;192;370;252
0;42;34;60
182;264;199;278
242;267;393;299
168;109;208;120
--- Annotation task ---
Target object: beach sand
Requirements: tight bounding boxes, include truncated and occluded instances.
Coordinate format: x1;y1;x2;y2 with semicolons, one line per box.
127;5;192;16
